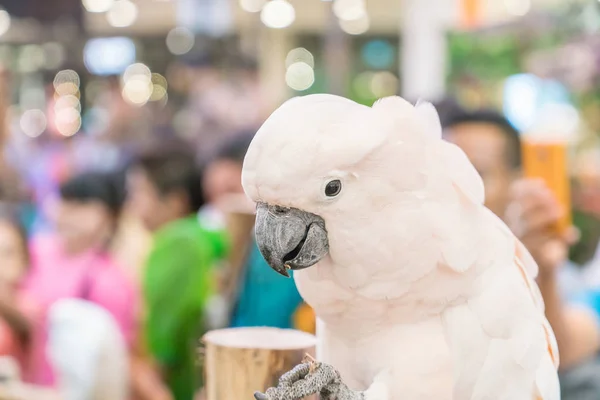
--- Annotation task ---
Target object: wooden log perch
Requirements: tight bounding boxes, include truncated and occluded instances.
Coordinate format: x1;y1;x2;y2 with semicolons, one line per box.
203;327;318;400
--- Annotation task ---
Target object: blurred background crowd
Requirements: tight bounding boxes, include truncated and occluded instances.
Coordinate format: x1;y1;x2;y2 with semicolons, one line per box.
0;0;599;399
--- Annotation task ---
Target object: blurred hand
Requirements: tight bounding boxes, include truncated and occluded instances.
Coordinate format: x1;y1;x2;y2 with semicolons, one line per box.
130;356;174;400
505;178;579;278
194;388;207;400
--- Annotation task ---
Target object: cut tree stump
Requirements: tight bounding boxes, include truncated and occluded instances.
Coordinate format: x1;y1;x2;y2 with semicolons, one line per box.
203;327;318;400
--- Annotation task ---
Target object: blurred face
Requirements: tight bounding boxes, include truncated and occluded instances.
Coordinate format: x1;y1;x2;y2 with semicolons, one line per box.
444;122;518;218
126;168;184;232
203;159;243;204
54;199;113;254
0;221;27;290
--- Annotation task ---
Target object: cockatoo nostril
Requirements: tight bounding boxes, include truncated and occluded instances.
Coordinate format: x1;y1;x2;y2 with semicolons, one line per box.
272;205;290;216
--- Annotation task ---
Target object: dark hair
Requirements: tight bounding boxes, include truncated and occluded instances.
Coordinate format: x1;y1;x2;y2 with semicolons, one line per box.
0;202;29;265
133;147;205;212
441;108;522;169
213;133;254;165
59;171;125;217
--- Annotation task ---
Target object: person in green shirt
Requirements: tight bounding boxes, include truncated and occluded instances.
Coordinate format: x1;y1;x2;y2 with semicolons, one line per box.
127;147;227;400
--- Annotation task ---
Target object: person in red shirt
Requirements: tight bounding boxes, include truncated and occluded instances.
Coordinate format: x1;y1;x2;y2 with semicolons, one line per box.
0;203;30;370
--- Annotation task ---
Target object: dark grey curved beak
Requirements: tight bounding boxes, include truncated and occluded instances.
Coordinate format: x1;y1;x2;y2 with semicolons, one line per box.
254;203;329;277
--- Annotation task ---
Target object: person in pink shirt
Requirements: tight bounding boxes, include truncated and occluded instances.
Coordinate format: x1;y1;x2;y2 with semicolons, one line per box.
19;171;138;387
0;203;30;370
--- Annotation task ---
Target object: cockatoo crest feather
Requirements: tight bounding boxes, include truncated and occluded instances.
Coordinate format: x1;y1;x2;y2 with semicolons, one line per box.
415;99;443;140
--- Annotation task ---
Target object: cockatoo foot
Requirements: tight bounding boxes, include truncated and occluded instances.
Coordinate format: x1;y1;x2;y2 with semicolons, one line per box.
254;362;364;400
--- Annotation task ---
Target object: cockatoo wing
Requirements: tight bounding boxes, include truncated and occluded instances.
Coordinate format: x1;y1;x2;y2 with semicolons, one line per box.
443;246;559;400
430;109;559;399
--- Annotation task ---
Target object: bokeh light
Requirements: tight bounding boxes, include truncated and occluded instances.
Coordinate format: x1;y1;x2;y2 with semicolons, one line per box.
122;79;152;105
261;0;296;29
54;70;81;96
504;0;531;17
55;95;82;113
285;48;314;69
353;71;375;98
55;108;82;137
55;83;80;97
503;73;541;132
166;27;195;55
106;0;139;27
361;40;395;69
339;14;369;35
534;103;580;138
82;0;115;13
151;73;168;89
52;69;82;137
121;65;154;106
150;73;168;101
20;109;46;138
239;0;266;13
150;85;167;102
370;71;398;98
285;62;315;91
123;63;151;83
333;0;366;21
84;37;136;75
0;9;10;37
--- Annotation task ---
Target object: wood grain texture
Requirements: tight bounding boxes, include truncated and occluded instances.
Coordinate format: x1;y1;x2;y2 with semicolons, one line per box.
203;327;318;400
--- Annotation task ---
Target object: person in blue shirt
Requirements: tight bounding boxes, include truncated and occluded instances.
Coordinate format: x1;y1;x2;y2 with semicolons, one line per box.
201;134;306;330
230;237;303;329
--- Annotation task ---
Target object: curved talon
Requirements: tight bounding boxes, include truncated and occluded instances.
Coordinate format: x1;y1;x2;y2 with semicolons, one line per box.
254;391;269;400
279;363;311;387
254;362;343;400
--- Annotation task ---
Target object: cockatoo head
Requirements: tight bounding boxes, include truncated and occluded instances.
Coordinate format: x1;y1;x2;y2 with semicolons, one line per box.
242;94;477;279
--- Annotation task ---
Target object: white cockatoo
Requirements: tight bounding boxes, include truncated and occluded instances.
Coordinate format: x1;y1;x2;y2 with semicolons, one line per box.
242;94;560;400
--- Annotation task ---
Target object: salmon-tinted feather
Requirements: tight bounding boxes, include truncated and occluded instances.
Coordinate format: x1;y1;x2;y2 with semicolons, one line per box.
513;248;559;371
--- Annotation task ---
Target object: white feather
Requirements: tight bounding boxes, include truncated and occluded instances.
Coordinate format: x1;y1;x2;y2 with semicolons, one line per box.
242;93;559;400
364;369;393;400
415;100;443;140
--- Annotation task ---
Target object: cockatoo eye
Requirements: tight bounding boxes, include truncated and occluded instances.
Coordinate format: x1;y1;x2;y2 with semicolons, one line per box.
324;180;342;197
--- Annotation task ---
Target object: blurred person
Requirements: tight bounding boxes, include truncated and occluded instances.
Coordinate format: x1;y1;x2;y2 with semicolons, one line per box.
442;110;521;217
47;299;129;400
442;107;600;398
127;147;227;400
0;204;30;369
201;135;309;331
202;135;251;205
19;171;138;387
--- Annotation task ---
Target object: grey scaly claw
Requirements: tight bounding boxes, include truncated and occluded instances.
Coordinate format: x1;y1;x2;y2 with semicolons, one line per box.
254;362;364;400
254;363;312;400
254;392;268;400
310;363;366;400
